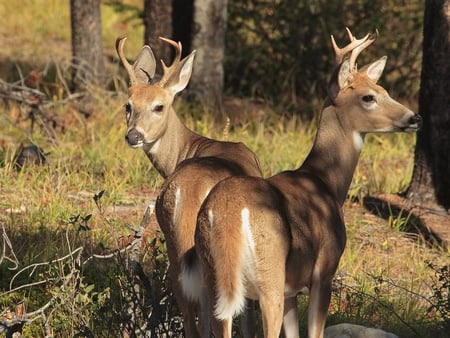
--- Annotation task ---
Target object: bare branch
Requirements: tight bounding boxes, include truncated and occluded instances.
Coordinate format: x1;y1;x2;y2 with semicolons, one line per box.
8;247;83;290
1;224;19;270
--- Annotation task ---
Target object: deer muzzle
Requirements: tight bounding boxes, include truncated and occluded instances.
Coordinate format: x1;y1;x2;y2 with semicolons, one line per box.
125;128;144;147
405;113;422;132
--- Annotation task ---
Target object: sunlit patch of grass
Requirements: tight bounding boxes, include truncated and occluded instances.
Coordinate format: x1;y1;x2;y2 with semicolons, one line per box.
0;1;144;63
338;201;449;336
351;133;416;199
0;1;71;62
0;94;159;239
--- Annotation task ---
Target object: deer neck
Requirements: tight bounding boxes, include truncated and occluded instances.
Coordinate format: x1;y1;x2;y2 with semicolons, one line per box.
142;108;202;178
301;103;363;206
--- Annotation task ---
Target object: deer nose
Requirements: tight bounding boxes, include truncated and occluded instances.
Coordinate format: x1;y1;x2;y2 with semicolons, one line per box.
125;128;144;146
409;114;422;128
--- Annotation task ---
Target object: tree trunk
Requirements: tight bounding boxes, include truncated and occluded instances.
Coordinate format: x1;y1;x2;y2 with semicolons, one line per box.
143;0;172;75
70;0;105;91
406;0;450;211
190;0;228;115
173;0;194;57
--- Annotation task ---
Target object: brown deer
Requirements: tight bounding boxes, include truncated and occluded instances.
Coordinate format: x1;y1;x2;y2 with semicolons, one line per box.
116;36;262;337
195;28;422;338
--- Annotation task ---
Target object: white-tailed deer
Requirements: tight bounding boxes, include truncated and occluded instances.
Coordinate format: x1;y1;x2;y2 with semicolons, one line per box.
116;36;262;337
195;28;422;338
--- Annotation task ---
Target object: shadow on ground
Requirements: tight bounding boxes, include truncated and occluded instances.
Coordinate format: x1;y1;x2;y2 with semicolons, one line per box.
362;193;449;248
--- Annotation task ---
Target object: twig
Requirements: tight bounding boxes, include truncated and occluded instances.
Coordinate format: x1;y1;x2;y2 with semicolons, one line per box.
8;247;83;290
1;224;19;270
0;78;46;106
1;279;55;298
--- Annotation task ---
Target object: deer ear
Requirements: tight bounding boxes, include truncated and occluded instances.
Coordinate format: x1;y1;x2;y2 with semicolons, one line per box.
168;50;196;94
329;58;351;100
133;45;156;84
365;56;386;83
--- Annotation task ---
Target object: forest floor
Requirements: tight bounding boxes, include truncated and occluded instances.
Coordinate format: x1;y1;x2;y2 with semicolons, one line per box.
362;193;450;248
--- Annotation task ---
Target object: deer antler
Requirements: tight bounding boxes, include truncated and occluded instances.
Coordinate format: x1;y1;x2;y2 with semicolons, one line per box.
158;37;183;87
331;27;379;72
116;36;138;85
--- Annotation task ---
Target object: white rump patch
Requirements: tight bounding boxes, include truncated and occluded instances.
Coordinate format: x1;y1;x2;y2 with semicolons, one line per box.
208;209;214;228
172;187;181;227
241;208;255;251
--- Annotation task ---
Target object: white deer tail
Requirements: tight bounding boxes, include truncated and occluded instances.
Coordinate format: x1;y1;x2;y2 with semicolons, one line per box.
210;208;254;320
179;248;203;302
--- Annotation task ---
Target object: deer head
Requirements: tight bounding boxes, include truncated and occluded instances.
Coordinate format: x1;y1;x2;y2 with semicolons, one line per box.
116;36;196;148
327;28;422;137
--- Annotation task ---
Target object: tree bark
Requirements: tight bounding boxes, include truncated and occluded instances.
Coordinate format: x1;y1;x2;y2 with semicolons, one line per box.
70;0;105;91
190;0;228;115
173;0;194;57
406;0;450;211
143;0;172;75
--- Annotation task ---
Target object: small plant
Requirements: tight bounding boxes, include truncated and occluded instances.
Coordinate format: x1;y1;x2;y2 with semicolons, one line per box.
427;262;450;331
47;264;110;337
388;207;412;232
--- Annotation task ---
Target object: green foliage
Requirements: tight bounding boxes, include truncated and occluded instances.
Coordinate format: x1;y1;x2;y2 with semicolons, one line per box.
388;207;412;232
226;0;424;118
47;268;110;336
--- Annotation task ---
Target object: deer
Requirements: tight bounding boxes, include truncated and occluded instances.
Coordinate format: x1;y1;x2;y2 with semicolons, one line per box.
194;27;422;338
116;36;262;338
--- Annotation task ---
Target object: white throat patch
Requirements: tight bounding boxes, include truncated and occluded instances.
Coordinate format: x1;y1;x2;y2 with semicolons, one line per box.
353;131;364;152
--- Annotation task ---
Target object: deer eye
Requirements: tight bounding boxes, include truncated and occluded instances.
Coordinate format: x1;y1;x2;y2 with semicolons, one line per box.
362;95;375;103
153;104;164;113
124;103;132;119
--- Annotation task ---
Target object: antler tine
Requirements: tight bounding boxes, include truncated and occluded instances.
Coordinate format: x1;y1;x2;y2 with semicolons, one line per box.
347;29;379;72
158;37;183;86
115;36;137;85
331;27;370;65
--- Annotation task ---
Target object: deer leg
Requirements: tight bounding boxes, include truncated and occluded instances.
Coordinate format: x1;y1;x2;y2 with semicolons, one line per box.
221;317;233;338
198;289;211;337
240;300;257;338
209;302;231;338
259;292;284;338
181;302;201;338
258;270;286;338
210;318;232;338
168;265;201;338
283;296;299;338
307;272;332;338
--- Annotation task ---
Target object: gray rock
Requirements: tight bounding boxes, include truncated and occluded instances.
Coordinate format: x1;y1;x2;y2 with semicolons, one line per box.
325;323;399;338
